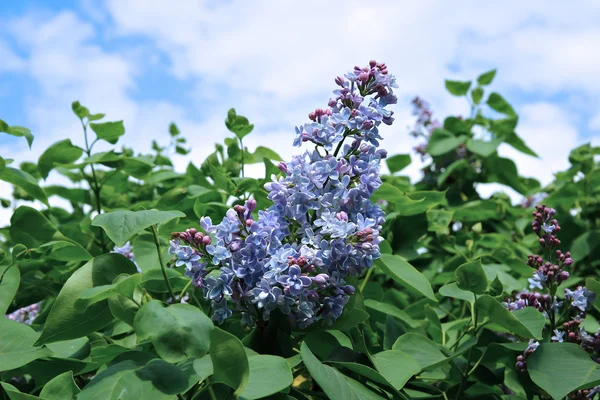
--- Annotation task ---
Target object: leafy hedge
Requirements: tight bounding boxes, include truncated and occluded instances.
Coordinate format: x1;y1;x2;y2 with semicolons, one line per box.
1;62;599;400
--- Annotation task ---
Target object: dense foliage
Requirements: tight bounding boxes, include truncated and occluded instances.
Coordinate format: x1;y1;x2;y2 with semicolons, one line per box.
1;62;600;400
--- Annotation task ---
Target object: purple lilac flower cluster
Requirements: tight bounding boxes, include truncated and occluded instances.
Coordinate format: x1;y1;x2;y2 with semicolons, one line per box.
169;61;395;328
409;97;440;159
5;302;40;325
503;205;596;383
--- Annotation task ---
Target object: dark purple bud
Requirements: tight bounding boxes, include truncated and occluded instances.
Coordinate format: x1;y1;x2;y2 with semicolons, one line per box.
277;162;288;174
202;236;212;246
563;258;573;266
342;285;355;295
335;76;345;87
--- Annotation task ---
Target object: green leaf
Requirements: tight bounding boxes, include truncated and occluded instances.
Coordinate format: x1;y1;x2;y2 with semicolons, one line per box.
400;190;447;216
192;355;214;383
476;295;544;339
210;327;249;395
40;371;80;400
386;154;411;174
571;230;600;262
169;122;180;137
225;108;254;140
371;350;421;390
487;93;516;117
132;233;171;272
0;167;49;206
364;299;422;328
455;259;488;294
0;265;20;315
250;146;282;162
445;80;471;96
427;129;467;156
471;87;484;104
437;159;468;186
392;333;447;369
75;274;141;312
38;139;83;179
0;118;34;149
77;359;188;400
503;131;539;157
0;382;41;400
0;318;52;371
239;355;293;399
92;209;185;247
427;209;454;233
477;69;497;85
194;200;230;222
466;138;502;157
72;101;89;119
528;343;600;399
300;342;385;400
134;300;213;363
10;206;91;261
90;121;126;144
488;275;504;296
36;253;138;344
377;254;437;302
439;282;475;303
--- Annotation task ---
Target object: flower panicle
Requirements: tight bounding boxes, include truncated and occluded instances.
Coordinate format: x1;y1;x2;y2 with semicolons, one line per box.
169;62;394;328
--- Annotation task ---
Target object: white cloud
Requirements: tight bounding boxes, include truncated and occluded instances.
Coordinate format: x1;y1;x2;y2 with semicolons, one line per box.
2;0;600;225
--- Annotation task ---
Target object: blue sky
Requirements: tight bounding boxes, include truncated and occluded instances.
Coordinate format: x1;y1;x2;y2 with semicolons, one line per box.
1;1;599;223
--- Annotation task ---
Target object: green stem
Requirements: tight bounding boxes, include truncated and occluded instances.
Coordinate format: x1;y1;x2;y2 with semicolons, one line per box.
359;265;375;293
81;119;108;251
239;137;245;178
179;279;193;300
151;225;176;300
207;386;217;400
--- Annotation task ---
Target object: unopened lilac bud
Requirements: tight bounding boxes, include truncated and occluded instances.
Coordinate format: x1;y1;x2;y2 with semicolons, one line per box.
328;98;337;107
187;228;197;236
563;258;573;266
342;285;355;295
194;232;204;243
202;236;212;246
278;162;288;174
245;198;257;212
361;242;373;251
539;238;545;246
558;271;570;282
516;361;526;370
313;274;329;288
245;219;253;227
229;241;241;252
568;332;576;340
376;149;388;159
369;60;377;67
336;211;348;221
335;76;345;87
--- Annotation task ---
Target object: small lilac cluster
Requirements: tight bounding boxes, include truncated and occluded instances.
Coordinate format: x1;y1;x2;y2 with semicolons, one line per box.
503;292;556;316
169;62;394;328
526;251;571;291
293;60;396;151
5;303;40;325
504;205;597;385
409;97;440;159
531;204;561;248
515;340;539;372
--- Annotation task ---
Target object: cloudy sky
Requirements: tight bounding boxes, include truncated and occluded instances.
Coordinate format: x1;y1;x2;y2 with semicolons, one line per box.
1;0;599;225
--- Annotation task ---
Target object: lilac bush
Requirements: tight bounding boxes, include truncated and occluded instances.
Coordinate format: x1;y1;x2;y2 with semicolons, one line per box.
168;61;396;327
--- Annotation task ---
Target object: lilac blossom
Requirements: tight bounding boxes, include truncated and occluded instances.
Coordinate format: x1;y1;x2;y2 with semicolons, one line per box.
171;62;394;327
